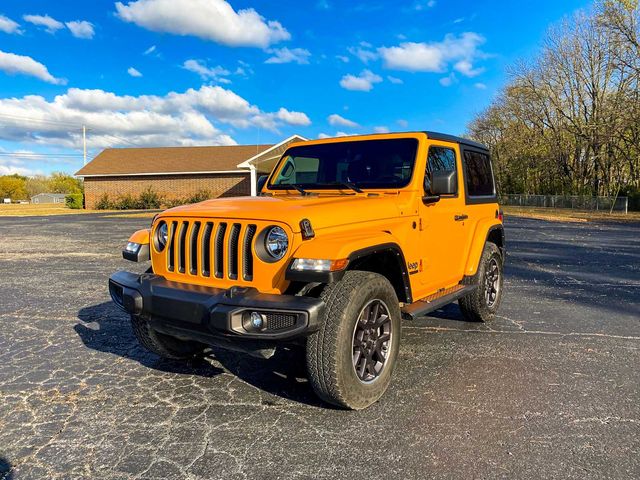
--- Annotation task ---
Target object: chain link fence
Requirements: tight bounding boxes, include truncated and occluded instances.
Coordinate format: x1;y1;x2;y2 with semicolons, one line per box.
500;194;629;213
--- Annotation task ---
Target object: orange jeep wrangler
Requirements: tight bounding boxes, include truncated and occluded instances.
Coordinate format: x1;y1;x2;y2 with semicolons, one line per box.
109;132;504;409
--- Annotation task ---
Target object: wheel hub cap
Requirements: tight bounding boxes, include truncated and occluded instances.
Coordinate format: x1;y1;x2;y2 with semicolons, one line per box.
352;299;393;383
484;258;500;308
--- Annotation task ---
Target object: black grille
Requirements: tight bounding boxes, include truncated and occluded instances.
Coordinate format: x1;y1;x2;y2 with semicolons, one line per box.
265;313;298;331
228;223;241;280
214;223;227;279
242;225;257;281
200;222;213;277
164;219;256;282
189;221;201;275
177;221;188;273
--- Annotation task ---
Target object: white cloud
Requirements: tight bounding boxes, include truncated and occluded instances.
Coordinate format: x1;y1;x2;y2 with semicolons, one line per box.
397;119;409;128
328;114;359;128
387;75;403;84
183;59;231;81
0;15;21;34
23;14;64;33
453;17;465;24
127;67;143;77
66;20;95;39
143;45;156;55
115;0;290;48
439;73;456;87
317;132;356;138
454;59;484;77
414;0;436;10
0;50;66;85
373;126;390;133
265;47;311;65
275;108;311;126
336;55;349;63
378;32;486;76
339;70;382;92
0;85;311;151
0;158;45;176
474;82;487;90
348;42;378;64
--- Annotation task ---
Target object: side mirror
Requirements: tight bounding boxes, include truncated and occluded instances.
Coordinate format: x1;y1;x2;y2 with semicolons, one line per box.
430;170;457;196
256;175;268;194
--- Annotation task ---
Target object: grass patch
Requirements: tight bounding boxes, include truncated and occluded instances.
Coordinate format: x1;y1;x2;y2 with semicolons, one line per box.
503;206;640;223
102;212;158;219
0;204;101;217
0;204;163;218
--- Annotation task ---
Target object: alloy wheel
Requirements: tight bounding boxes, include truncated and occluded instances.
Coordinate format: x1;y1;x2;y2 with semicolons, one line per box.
484;258;500;308
352;299;393;383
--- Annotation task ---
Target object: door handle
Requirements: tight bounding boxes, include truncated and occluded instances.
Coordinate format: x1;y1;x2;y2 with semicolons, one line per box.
454;214;468;221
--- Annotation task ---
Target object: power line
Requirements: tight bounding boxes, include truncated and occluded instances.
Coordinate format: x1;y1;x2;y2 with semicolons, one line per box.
0;152;84;157
85;128;145;147
0;114;84;128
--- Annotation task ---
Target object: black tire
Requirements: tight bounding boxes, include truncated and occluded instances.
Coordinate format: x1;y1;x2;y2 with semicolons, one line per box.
459;242;504;322
131;315;205;360
306;271;401;410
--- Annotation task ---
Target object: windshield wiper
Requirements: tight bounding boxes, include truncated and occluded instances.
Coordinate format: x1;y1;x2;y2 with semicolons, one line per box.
284;184;309;195
331;182;363;193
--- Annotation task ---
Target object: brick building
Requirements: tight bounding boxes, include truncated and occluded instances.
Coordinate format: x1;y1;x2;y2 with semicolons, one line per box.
76;135;305;209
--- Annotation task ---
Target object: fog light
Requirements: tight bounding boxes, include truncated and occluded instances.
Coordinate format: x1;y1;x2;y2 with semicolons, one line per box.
250;312;264;329
124;242;140;253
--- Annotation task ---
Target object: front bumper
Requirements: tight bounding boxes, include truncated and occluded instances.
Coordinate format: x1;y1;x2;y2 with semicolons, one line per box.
108;271;324;345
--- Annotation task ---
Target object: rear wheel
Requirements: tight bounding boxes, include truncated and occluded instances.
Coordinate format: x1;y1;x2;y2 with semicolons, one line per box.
131;315;205;360
459;242;504;322
306;271;401;410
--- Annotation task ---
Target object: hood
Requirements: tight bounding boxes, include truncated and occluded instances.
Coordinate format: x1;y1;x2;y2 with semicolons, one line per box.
160;194;407;232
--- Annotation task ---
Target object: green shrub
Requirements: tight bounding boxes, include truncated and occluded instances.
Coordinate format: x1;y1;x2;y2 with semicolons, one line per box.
114;194;138;210
185;189;211;204
95;194;113;210
65;193;83;209
163;198;182;208
163;190;212;208
136;186;163;209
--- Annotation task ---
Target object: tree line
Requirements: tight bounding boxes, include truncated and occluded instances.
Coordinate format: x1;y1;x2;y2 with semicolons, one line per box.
0;173;83;201
467;0;640;207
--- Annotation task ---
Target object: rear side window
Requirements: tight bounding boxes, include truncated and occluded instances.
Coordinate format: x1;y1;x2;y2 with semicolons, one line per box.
425;146;457;193
463;150;495;197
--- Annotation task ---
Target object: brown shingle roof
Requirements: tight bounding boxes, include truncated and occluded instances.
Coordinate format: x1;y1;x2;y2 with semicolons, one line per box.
75;144;273;176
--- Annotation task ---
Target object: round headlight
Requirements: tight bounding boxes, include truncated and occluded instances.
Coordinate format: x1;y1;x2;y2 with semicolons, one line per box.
155;221;168;251
264;226;288;260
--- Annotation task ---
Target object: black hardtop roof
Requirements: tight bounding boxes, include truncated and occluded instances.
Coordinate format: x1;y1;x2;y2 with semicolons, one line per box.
422;131;489;151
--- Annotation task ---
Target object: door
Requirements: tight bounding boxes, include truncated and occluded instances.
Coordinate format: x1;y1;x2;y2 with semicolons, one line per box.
417;144;469;294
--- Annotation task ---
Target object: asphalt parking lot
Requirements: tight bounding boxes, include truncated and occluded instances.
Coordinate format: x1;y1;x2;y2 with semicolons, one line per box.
0;214;638;479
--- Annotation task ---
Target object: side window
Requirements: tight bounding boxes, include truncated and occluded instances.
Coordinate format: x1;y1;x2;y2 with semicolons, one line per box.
425;146;457;194
275;156;319;184
463;151;495;197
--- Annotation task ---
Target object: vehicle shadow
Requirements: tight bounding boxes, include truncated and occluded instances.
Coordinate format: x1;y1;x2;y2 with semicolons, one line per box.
0;457;13;480
76;301;224;377
75;301;325;407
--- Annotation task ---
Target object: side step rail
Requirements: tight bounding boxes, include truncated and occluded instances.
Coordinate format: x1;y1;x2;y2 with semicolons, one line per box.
401;284;477;320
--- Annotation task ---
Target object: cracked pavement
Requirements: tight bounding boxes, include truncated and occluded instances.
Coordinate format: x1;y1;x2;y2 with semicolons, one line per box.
0;214;639;479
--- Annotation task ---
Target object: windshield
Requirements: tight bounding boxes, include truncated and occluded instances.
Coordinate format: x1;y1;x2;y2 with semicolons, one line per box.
269;138;418;190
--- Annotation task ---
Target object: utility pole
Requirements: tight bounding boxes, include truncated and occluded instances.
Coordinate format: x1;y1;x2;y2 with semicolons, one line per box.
83;125;87;165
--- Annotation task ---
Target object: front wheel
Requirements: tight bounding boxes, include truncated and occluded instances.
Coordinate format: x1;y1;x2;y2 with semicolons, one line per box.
306;271;401;410
131;315;205;360
459;242;504;322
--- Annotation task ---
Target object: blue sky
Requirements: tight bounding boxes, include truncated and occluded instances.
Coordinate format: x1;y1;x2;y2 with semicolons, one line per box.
0;0;591;176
